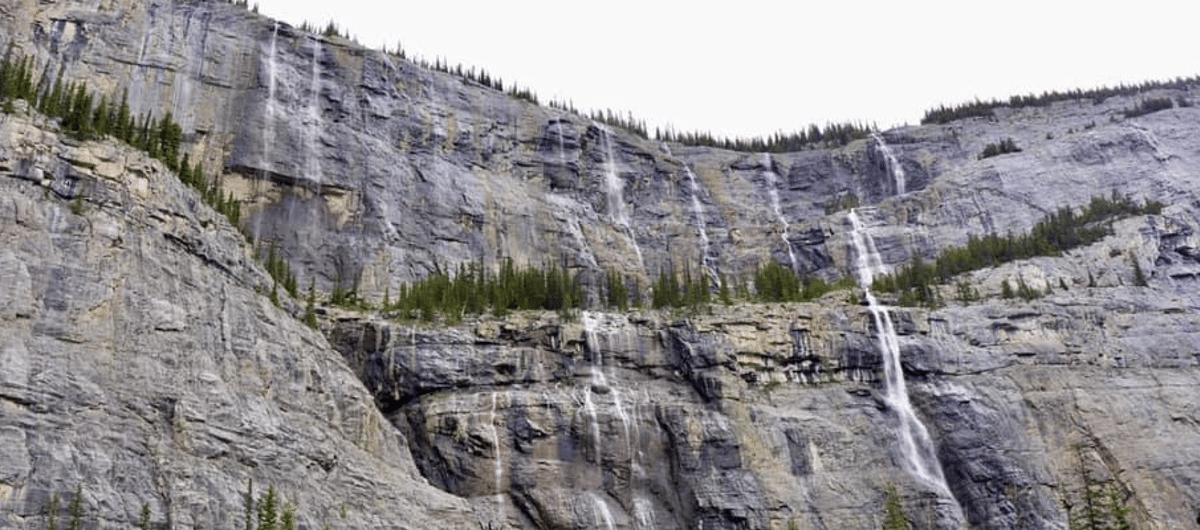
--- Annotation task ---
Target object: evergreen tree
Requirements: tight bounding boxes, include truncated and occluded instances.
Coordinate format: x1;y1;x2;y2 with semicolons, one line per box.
115;88;131;142
60;81;77;126
178;153;192;188
192;161;205;188
42;69;64;117
882;485;910;530
1106;485;1134;530
139;503;152;530
257;485;278;530
0;53;10;100
46;493;59;530
158;111;182;170
1001;279;1015;299
68;485;84;530
70;82;93;137
606;269;628;310
281;502;297;530
244;479;255;530
92;94;109;137
12;56;27;100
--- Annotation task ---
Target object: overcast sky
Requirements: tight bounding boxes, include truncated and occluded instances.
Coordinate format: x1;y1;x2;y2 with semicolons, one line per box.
252;0;1197;138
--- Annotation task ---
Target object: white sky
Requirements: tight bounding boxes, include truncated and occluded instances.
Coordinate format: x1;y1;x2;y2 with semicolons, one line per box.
253;0;1198;138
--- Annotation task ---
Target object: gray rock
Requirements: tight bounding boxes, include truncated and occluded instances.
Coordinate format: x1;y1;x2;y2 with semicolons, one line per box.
0;116;476;529
2;1;1200;529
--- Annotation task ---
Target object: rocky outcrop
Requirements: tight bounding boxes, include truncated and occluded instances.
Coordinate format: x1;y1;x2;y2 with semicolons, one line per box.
0;114;477;529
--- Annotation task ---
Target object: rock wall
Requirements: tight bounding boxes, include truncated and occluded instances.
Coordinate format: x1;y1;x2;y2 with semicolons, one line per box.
0;113;476;529
5;2;1198;304
2;1;1200;529
333;219;1200;528
0;0;919;301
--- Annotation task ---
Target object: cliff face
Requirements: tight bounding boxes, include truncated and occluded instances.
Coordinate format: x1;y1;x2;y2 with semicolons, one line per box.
0;112;479;529
332;237;1200;530
2;1;1200;529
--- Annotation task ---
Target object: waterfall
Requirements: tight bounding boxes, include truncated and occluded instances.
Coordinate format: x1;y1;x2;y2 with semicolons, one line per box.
581;312;655;528
683;165;716;280
761;153;799;273
304;36;323;190
254;22;280;244
582;312;631;448
568;218;600;268
599;126;645;272
633;497;657;530
873;133;906;196
556;119;569;168
589;493;616;530
489;392;505;525
846;210;950;490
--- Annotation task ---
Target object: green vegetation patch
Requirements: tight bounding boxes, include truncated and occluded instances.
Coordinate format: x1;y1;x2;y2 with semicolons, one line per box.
873;192;1163;306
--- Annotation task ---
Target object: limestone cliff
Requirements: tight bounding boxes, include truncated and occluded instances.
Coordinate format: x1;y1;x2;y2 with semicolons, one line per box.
2;1;1200;529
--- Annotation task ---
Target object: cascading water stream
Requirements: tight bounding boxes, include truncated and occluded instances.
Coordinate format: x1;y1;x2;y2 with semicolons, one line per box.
846;210;949;491
582;312;632;449
589;493;617;530
761;153;799;273
872;132;906;196
599;126;645;272
254;22;280;244
489;392;505;525
556;119;569;168
683;165;716;280
304;37;323;190
568;218;600;268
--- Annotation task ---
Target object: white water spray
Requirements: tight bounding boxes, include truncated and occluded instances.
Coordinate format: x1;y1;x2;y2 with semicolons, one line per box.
599;126;645;272
846;210;949;490
761;153;799;273
683;165;715;280
873;133;906;196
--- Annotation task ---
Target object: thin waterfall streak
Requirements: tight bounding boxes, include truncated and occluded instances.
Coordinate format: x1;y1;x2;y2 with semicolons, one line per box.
873;132;906;196
599;126;644;271
762;153;798;273
556;119;568;168
684;165;715;280
255;22;280;245
489;393;505;524
306;37;323;191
